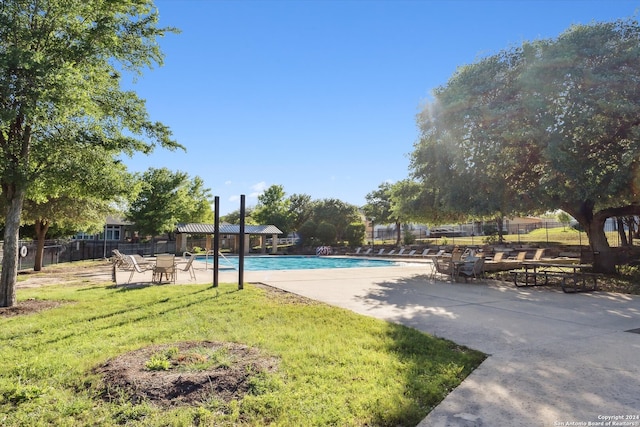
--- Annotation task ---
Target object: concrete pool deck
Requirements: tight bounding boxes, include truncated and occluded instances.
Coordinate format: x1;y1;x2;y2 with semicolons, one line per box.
116;260;640;427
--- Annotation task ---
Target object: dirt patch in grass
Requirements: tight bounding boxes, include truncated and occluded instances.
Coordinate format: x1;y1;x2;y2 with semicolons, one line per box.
93;341;279;407
0;261;113;318
17;261;113;288
0;298;63;317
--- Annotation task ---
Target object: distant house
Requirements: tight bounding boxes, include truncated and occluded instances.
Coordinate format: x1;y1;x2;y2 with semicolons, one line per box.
73;216;134;242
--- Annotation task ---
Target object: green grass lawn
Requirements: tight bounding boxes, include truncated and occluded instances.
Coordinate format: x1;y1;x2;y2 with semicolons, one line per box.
0;279;485;426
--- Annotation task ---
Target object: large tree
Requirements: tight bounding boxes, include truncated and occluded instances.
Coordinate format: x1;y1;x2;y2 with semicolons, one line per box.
126;168;213;240
22;147;133;271
21;124;135;271
126;168;213;241
0;1;181;306
311;198;361;242
287;193;313;233
411;18;640;273
363;183;400;244
252;184;291;235
365;180;455;245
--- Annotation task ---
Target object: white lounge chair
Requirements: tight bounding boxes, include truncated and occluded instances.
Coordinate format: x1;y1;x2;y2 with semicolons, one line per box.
177;252;197;280
127;255;154;283
487;252;505;262
426;249;445;260
111;249;130;268
532;248;545;261
419;248;431;257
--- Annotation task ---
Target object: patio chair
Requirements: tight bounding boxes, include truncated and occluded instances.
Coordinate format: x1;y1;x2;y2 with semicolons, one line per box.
513;251;527;261
425;249;445;261
431;257;454;280
127;255;154;283
111;249;130;268
532;248;545;261
391;248;405;257
487;252;504;262
457;257;485;282
374;249;386;256
418;248;431;257
404;249;417;257
177;252;197;280
467;249;477;258
132;253;153;268
387;249;397;256
153;254;176;284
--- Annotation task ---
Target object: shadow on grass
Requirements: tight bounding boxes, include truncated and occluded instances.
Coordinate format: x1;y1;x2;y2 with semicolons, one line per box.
9;285;240;346
372;322;486;426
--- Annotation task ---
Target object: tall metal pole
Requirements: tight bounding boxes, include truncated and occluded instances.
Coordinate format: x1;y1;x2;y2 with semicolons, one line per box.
213;196;219;288
370;217;375;250
238;195;245;290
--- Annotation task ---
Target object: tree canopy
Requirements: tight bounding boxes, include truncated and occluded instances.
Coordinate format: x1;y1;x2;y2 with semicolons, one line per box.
252;184;291;235
0;0;181;306
363;180;425;245
127;168;213;238
410;18;640;272
22;143;134;270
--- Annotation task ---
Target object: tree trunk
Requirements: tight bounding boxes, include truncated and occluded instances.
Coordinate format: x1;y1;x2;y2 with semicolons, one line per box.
34;219;50;272
625;216;636;246
0;188;26;307
567;203;640;274
496;215;505;243
585;219;617;274
568;200;617;274
617;217;628;246
396;221;401;245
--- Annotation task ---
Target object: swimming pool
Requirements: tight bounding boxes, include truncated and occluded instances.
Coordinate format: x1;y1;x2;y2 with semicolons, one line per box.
204;255;401;271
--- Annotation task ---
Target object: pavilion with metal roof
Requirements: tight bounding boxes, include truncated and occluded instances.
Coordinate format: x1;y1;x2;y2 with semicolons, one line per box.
175;223;284;254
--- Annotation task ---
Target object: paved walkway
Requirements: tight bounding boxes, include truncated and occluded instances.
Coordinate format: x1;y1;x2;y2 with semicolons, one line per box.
117;260;640;427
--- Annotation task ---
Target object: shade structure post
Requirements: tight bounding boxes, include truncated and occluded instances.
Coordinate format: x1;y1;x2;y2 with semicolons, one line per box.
238;195;245;290
213;196;220;288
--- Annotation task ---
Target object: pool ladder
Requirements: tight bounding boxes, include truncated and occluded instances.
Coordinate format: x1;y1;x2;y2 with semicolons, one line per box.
204;250;237;270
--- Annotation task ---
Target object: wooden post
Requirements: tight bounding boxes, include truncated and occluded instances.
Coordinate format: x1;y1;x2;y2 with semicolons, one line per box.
213;196;219;288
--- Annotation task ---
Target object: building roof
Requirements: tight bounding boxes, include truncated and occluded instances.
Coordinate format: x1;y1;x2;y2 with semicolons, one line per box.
176;223;283;235
106;215;132;226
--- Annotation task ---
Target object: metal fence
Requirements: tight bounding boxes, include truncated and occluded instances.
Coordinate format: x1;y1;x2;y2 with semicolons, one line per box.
375;218;636;247
3;239;177;271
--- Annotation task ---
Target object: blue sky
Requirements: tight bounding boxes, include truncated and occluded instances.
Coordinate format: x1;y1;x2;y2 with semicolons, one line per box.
123;0;640;215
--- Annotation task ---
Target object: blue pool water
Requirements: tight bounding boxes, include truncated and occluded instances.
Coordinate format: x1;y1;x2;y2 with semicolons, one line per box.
205;255;400;271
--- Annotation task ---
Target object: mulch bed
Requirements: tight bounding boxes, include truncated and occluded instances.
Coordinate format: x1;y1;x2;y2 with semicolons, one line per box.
93;341;279;407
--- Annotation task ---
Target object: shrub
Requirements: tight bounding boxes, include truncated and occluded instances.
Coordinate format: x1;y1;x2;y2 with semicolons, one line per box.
298;220;317;246
402;224;416;245
316;222;337;245
344;222;365;247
